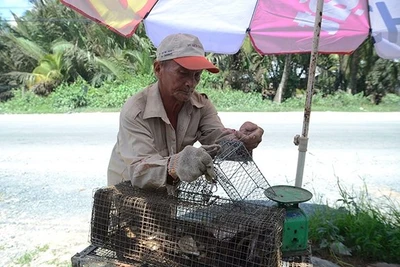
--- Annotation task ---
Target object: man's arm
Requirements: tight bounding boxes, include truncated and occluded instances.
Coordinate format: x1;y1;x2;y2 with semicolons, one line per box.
196;99;264;151
114;107;218;189
117;112;169;189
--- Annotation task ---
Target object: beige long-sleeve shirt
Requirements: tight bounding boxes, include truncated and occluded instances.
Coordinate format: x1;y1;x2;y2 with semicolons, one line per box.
107;82;227;188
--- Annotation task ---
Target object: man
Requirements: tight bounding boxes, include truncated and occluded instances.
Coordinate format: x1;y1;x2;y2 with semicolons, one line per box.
107;33;263;189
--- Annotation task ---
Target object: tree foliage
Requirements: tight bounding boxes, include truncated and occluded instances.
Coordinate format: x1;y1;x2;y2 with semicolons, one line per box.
0;0;399;104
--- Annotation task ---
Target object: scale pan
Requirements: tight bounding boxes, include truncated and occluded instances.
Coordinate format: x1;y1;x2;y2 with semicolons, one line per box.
264;185;313;204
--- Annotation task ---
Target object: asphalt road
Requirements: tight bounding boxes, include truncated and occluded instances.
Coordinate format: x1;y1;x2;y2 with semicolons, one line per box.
1;112;399;266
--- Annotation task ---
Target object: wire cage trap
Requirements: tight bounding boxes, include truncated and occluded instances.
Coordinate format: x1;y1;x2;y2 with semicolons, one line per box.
90;182;285;267
178;139;276;204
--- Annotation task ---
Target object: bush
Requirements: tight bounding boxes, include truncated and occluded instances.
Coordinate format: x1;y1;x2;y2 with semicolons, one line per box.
52;80;90;110
311;91;370;111
309;181;400;263
381;93;400;105
97;74;156;108
199;71;225;89
50;75;156;110
282;95;306;109
1;78;400;113
198;87;266;111
0;89;53;114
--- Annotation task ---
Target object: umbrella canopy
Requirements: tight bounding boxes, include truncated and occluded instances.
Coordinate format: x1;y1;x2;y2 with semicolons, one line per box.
61;0;400;59
61;0;400;187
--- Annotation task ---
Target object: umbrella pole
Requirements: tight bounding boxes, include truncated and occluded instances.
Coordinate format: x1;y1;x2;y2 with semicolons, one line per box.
294;0;324;188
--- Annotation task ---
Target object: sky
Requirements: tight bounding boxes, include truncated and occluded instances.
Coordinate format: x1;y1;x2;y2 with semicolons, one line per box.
0;0;33;22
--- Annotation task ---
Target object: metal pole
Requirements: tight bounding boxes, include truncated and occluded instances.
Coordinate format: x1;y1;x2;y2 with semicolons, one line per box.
294;0;324;188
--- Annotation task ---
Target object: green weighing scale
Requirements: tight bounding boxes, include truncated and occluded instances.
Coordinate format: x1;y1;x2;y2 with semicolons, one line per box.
265;185;313;257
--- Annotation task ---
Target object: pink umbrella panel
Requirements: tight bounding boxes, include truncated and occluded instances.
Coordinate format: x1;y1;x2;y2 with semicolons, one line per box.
61;0;400;59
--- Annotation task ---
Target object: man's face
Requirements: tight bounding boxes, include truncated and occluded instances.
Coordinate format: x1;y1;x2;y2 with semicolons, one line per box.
155;60;202;102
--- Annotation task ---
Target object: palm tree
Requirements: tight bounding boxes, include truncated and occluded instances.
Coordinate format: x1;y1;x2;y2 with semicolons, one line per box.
274;54;292;103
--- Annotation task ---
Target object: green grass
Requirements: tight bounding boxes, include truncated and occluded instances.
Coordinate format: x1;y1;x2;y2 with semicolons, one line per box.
198;88;400;112
14;245;50;265
45;258;71;267
308;180;400;264
1;76;399;114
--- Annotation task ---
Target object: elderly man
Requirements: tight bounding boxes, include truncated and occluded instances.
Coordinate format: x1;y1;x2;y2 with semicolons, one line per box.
107;33;263;189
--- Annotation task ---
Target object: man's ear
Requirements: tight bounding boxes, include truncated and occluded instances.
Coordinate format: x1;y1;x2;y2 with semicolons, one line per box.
153;61;161;78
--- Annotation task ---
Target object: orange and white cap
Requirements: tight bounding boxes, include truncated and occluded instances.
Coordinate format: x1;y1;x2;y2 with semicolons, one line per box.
156;33;219;73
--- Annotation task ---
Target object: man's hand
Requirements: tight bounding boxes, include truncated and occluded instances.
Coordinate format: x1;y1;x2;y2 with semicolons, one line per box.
216;122;263;152
168;146;216;183
200;144;221;158
234;121;264;151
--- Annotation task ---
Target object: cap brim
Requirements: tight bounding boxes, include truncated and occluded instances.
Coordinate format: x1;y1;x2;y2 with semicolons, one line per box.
173;56;219;73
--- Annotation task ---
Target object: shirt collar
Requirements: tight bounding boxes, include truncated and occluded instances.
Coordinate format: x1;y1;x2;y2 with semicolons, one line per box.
143;82;205;120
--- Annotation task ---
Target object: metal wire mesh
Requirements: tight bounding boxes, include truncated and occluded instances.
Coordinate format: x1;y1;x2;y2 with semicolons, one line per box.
72;245;312;267
90;182;285;267
179;140;275;203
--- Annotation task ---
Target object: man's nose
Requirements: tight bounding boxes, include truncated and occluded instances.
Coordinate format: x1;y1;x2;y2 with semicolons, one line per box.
184;74;197;88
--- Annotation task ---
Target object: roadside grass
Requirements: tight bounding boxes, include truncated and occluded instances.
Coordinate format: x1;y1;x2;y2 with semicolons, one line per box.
1;76;399;113
12;244;71;267
14;245;50;265
45;258;71;267
308;179;400;264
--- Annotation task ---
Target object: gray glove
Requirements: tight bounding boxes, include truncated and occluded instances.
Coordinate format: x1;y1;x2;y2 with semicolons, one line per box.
200;144;221;158
168;145;216;183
